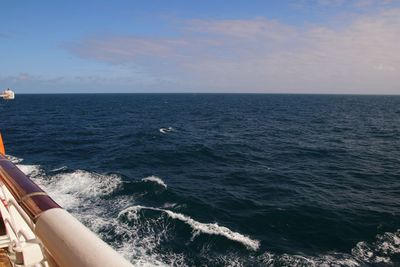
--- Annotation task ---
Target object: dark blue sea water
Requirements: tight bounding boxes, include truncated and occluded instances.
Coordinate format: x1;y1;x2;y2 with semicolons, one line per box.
1;94;399;266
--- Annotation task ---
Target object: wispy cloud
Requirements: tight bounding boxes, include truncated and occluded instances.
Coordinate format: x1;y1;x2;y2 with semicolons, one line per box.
290;0;397;15
184;17;296;39
67;8;400;93
353;0;394;8
315;0;395;8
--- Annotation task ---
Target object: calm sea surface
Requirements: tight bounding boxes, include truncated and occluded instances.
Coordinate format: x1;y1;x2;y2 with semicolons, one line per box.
1;94;399;266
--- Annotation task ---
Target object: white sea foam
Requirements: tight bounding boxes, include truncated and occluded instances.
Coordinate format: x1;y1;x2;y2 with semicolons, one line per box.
256;230;400;267
142;176;167;189
39;170;121;209
51;170;121;198
6;155;24;164
352;230;400;264
162;202;178;209
259;252;361;267
17;164;122;209
13;162;174;266
12;159;400;266
159;127;174;134
119;205;260;251
163;210;260;251
50;166;68;172
16;164;42;177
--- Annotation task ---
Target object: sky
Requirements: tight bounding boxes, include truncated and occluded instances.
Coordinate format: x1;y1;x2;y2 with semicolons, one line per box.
1;0;400;94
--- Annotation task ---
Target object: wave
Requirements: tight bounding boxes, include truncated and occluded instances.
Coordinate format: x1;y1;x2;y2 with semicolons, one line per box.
159;127;174;134
16;164;121;209
220;229;400;266
352;230;400;264
256;229;400;267
14;162;175;265
12;159;400;266
16;164;42;177
6;155;24;164
75;212;171;267
50;166;68;172
49;170;121;198
119;205;260;251
161;202;178;209
141;176;167;189
258;252;360;267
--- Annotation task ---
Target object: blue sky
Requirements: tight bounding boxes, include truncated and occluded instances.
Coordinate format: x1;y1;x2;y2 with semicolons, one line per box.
1;0;400;94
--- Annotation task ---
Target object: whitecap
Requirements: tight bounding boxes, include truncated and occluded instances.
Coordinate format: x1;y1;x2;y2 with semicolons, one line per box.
6;155;24;164
162;202;178;209
258;252;361;267
141;176;167;189
16;164;42;178
255;229;400;266
352;230;400;264
119;205;260;251
13;156;400;266
159;127;174;134
20;169;122;209
11;160;172;265
47;170;121;208
50;166;68;172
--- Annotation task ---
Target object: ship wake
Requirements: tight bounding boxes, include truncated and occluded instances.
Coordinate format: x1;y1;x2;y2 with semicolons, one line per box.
12;156;400;267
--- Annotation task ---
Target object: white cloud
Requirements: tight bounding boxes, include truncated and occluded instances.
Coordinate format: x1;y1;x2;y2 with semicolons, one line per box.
68;8;400;94
313;0;394;8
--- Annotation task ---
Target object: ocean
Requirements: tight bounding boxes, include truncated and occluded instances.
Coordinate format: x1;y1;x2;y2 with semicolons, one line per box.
0;94;399;266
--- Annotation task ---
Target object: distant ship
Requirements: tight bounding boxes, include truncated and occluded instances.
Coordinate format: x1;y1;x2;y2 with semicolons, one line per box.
0;132;133;266
1;89;15;100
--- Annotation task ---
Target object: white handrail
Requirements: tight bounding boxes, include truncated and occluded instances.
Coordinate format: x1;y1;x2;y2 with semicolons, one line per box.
7;198;35;230
0;185;35;239
16;229;32;242
36;208;133;267
0;159;134;267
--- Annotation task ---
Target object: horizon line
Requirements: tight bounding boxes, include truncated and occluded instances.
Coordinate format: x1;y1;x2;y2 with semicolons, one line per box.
13;92;400;96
